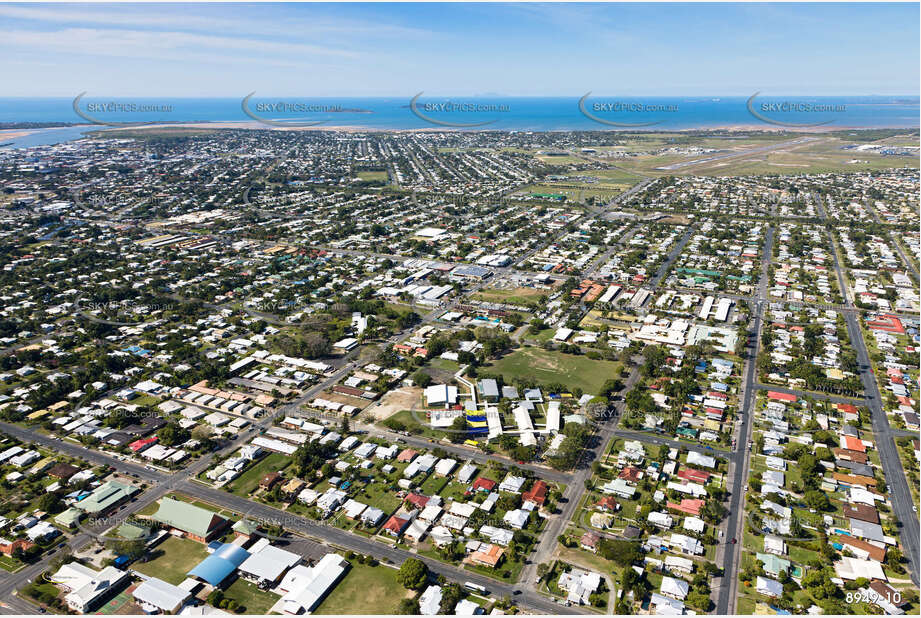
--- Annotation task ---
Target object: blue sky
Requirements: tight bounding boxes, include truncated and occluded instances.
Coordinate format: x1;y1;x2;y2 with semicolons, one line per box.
2;2;918;96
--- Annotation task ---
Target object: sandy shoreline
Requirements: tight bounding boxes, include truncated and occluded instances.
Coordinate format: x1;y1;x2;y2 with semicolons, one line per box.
0;129;38;140
93;121;915;134
4;121;916;138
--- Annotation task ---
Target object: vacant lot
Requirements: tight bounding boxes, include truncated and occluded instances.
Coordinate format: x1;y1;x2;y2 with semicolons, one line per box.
355;170;389;182
314;563;410;614
486;347;622;395
364;386;421;422
133;536;209;584
472;285;546;306
227;452;291;497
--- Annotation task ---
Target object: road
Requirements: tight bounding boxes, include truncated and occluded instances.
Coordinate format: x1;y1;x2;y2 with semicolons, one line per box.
0;421;586;615
825;231;920;583
715;223;772;614
519;363;642;589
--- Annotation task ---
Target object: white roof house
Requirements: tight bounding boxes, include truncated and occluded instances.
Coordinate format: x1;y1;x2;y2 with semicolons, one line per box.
419;585;443;615
648;511;674;529
764;534;787;555
454;599;481;615
239;544;301;585
660;576;690;600
687;450;716;468
834;556;887;581
425;384;458;407
664;555;695;574
498;474;526;493
503;509;530;529
683;516;706;534
457;463;477;483
53;563;130;613
435;458;457;476
557;568;602;605
133;577;192;614
274;553;349;615
756;575;784;598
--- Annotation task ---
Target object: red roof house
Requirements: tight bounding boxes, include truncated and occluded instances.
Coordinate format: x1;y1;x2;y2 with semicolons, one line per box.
767;391;797;403
381;515;409;537
472;477;496;492
128;437;158;452
677;468;710;484
404;493;430;510
522;480;549;506
667;499;705;516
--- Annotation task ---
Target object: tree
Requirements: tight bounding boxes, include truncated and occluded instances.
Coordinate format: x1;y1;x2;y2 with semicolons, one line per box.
397;558;428;590
686;590;711;612
412;370;432;388
158;422;189;447
397;598;420;615
36;492;61;513
301;332;331;358
109;539;147;560
597;539;641;566
804;490;831;512
448;415;468;443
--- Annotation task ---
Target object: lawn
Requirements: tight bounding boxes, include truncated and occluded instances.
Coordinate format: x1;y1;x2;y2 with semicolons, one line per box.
471;286;546;307
224;576;280;614
0;553;25;572
419;473;450;496
133;536;210;585
355;170;388;182
381;409;447;441
354;477;403;514
486;347;622;395
227;453;291;497
313;563;410;614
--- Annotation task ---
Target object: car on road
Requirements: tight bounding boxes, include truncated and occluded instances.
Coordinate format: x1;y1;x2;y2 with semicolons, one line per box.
513;590;522;595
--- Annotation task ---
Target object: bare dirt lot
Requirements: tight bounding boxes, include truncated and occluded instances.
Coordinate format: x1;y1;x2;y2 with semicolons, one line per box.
359;386;421;422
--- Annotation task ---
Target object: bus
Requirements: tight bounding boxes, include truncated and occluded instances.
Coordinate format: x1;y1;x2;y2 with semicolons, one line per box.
463;582;487;594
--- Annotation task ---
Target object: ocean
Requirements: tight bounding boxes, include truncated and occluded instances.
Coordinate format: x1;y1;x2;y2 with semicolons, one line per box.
0;95;917;148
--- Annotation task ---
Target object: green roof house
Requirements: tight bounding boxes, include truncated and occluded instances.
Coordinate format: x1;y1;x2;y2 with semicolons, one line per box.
756;552;791;578
55;507;83;528
116;522;151;540
151;498;227;543
232;518;260;537
75;480;139;515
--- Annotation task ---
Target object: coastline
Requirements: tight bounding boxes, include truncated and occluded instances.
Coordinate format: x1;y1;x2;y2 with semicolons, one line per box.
92;120;919;134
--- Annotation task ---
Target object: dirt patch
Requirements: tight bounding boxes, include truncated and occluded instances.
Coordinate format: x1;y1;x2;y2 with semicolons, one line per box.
360;386;421;421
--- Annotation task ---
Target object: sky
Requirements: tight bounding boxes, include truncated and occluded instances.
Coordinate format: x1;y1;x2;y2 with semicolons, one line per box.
1;2;918;97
